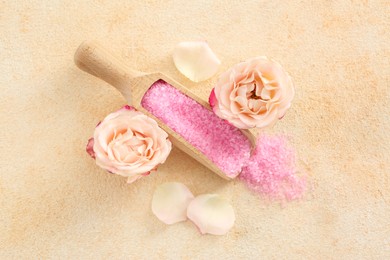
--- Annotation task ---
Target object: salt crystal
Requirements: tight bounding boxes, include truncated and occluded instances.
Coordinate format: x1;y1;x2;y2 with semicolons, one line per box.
141;80;252;178
240;135;306;201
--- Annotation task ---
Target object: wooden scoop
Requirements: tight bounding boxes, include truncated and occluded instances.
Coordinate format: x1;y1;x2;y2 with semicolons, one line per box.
74;41;255;180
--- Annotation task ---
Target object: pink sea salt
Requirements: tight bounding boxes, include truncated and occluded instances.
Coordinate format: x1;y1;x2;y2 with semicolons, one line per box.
141;79;252;178
240;135;306;201
140;80;305;200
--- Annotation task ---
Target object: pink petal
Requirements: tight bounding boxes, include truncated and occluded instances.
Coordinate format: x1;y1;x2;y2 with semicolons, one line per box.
86;138;95;159
120;105;135;111
209;88;217;108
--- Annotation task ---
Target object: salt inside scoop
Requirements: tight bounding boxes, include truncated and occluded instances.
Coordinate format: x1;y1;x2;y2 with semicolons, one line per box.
141;80;252;178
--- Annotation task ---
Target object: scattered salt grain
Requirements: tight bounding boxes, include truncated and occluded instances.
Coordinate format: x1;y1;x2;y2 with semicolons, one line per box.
240;135;306;201
141;79;252;178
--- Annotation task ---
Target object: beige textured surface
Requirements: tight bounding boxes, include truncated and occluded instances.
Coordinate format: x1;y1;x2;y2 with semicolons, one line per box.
1;1;389;259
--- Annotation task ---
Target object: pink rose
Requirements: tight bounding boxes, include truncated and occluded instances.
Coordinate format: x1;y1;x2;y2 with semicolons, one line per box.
209;57;294;129
86;105;172;183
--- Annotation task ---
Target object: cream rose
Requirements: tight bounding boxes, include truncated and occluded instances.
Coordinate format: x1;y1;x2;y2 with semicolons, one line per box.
209;57;294;129
86;105;172;183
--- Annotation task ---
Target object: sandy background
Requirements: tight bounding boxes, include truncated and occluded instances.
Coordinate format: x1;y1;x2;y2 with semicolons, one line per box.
1;0;389;259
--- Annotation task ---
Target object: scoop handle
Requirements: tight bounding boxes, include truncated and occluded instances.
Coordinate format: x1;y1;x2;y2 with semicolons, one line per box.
74;41;144;100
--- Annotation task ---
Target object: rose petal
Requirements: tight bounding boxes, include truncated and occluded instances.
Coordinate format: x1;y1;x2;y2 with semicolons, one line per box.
121;105;135;111
86;138;95;159
187;194;235;235
209;88;217;108
152;182;194;225
173;41;221;82
260;87;271;100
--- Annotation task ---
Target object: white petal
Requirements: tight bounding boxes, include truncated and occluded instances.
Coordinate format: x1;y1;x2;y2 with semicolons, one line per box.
173;41;221;82
187;194;235;235
152;182;194;225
